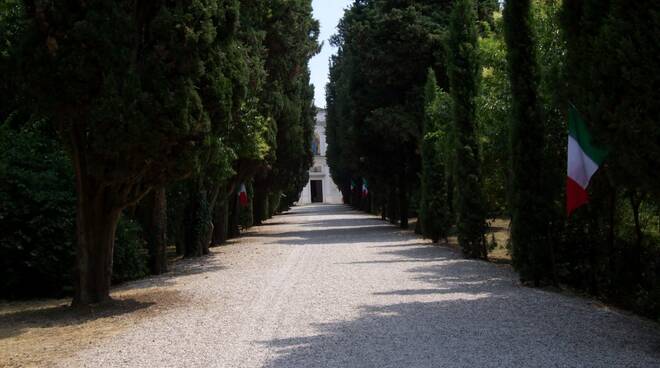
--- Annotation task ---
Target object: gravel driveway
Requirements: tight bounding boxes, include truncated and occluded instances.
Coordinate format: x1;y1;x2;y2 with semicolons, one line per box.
60;204;660;368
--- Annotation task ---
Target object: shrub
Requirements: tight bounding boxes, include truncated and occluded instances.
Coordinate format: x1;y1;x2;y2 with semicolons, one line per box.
0;118;150;298
112;217;149;284
0;118;76;298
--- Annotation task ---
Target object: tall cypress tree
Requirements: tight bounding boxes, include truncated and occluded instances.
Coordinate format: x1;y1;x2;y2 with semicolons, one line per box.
504;0;555;284
252;0;319;224
420;70;451;243
448;0;487;259
18;0;244;305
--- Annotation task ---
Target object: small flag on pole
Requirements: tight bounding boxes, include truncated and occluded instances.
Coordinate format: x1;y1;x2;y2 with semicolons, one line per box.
238;183;249;207
566;105;608;216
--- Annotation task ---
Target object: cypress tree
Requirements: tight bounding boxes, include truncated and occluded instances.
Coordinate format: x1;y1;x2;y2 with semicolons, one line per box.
504;0;555;284
252;0;319;223
420;70;451;243
448;0;488;259
18;0;244;305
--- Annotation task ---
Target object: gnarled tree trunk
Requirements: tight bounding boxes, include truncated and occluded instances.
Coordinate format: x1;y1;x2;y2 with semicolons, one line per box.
70;128;149;306
73;183;122;306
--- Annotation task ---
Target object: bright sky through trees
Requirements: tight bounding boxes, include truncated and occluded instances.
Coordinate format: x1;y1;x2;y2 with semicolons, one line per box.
311;0;353;108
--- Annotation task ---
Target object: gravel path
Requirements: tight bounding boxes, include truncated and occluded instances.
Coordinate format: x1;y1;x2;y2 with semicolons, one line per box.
60;204;660;368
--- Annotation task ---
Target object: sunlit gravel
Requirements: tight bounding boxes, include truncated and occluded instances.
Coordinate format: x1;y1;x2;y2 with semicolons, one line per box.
60;204;660;368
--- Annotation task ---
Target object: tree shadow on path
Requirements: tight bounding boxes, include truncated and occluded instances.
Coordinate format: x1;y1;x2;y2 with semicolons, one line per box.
260;257;660;367
258;206;660;367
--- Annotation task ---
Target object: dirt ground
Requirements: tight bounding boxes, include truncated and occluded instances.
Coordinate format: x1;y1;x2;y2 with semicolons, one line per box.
410;217;511;263
485;218;512;263
0;279;186;367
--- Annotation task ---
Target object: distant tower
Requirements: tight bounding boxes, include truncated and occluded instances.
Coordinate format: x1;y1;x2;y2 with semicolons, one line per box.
298;109;343;204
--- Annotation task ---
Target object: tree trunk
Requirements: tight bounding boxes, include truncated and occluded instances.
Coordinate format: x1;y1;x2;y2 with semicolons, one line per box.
228;188;241;238
446;173;455;218
212;198;229;246
184;192;200;258
630;192;644;286
174;224;185;256
252;180;268;225
149;188;168;274
399;174;409;229
184;189;211;258
388;188;398;225
630;193;643;250
73;187;122;306
138;188;168;275
607;186;617;281
201;222;213;255
68;126;150;306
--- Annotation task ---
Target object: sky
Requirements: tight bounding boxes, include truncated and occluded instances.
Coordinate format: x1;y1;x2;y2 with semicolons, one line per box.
310;0;353;108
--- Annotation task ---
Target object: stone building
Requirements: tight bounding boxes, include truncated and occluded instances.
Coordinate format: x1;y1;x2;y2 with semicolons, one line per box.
297;109;343;204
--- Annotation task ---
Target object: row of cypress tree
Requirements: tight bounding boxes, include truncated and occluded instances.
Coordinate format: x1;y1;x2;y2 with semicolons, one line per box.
0;0;319;305
326;0;660;318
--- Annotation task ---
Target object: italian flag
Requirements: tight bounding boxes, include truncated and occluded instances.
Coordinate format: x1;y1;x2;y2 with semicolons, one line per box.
238;183;249;207
566;106;608;216
361;179;369;198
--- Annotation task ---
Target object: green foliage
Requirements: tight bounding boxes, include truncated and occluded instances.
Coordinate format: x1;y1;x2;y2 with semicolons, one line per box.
448;0;487;259
184;184;213;258
251;0;319;223
557;0;660;318
9;0;253;302
233;100;272;162
0;118;76;298
0;118;148;296
419;70;451;243
20;1;245;192
112;217;149;284
0;0;24;120
562;0;660;198
1;0;657;321
276;68;317;211
326;0;660;318
326;0;452;225
477;12;511;215
504;0;556;284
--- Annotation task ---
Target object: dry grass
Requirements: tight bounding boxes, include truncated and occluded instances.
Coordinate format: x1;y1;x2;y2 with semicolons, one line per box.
407;217;511;263
486;218;511;263
0;286;184;368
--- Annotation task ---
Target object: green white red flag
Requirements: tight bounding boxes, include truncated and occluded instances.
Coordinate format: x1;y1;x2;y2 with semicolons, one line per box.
238;183;249;207
361;179;369;197
566;106;608;216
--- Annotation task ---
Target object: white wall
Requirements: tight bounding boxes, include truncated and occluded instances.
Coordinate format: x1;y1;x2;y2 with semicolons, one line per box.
297;109;343;205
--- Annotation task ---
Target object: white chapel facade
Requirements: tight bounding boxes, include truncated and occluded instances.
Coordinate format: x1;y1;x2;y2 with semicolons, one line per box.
298;109;343;204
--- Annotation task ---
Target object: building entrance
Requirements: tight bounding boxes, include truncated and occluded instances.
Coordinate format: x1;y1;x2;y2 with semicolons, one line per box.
310;180;323;203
